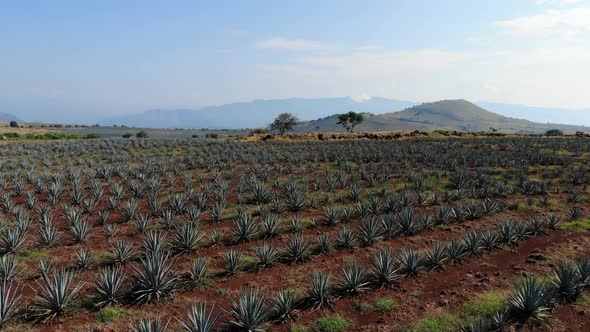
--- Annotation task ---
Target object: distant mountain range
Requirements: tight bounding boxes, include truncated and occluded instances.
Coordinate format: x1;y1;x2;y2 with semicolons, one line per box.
0;112;20;122
101;97;416;129
296;99;588;134
2;96;589;133
100;97;589;134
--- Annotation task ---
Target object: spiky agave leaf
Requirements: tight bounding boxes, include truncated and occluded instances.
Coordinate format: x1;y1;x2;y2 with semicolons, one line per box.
282;234;309;263
273;289;299;322
551;261;583;303
425;241;448;271
338;261;370;295
131;250;178;304
108;240;135;265
232;213;258;243
358;217;382;246
577;257;590;286
308;271;333;310
335;226;356;249
30;269;83;321
399;247;423;277
0;255;19;282
316;234;331;254
509;276;553;321
0;227;27;255
223;249;242;276
75;247;93;270
0;281;21;326
370;249;399;288
225;287;271;332
178;302;220;332
132;315;170;332
94;266;127;308
255;242;278;268
171;222;204;254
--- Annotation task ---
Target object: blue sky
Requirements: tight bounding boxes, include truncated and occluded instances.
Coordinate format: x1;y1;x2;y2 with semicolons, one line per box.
1;0;590;122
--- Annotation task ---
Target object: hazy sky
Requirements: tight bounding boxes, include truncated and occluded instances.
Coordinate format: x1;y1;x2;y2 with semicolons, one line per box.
1;0;590;120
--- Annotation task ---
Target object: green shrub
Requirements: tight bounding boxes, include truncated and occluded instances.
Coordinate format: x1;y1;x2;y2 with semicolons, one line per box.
95;307;136;323
315;315;352;332
545;129;564;136
122;132;133;138
409;312;459;332
374;297;397;311
461;291;507;318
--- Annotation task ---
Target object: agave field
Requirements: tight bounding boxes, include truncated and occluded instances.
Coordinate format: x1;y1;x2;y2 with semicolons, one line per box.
1;137;590;331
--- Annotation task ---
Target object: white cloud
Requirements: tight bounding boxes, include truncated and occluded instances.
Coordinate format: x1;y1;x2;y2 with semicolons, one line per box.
495;6;590;40
256;37;332;51
297;50;471;74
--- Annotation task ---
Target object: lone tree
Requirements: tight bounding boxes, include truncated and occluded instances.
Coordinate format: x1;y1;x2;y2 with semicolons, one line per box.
337;111;364;133
545;129;564;136
270;113;298;134
9;121;18;128
136;130;149;138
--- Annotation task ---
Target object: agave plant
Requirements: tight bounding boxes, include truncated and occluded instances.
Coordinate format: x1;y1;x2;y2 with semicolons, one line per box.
547;214;560;230
0;281;21;326
481;230;499;251
225;287;271;332
37;223;61;247
255;242;278;268
447;239;466;263
335;226;357;249
184;257;209;289
425;241;448;271
223;249;242;276
398;207;419;235
232;213;258;243
273;289;299;322
131;250;178;303
141;231;168;257
132;316;170;332
370;249;399;288
358;217;382;246
68;219;93;244
282;234;309;263
260;213;282;238
499;221;518;245
338;261;370;295
551;261;583;303
0;228;27;254
460;318;492;332
0;255;18;282
94;266;127;307
398;247;423;277
322;207;339;226
134;214;153;234
308;271;333;310
75;247;93;270
463;230;483;256
287;216;304;233
30;269;83;321
567;206;584;221
316;234;331;254
171;222;204;254
577;258;590;286
178;302;220;332
108;240;135;265
104;224;119;238
509;276;553;321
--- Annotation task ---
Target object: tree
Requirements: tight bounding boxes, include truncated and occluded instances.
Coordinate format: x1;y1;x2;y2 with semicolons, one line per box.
337;112;364;133
269;113;298;134
9;121;18;128
136;130;149;138
545;129;564;136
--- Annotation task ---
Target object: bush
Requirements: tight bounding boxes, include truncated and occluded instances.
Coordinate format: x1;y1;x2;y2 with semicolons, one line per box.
95;307;136;323
122;133;133;138
374;297;397;311
315;315;352;332
9;121;18;128
83;133;101;139
545;129;564;136
136;131;149;138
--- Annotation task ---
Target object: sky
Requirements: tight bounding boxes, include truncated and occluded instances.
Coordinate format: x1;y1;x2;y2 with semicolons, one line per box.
1;0;590;122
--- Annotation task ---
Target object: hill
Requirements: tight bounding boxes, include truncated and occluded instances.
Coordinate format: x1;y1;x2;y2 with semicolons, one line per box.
101;97;417;129
296;100;589;134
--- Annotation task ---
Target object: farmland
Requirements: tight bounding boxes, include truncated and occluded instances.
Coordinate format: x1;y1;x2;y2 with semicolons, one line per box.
1;136;590;331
